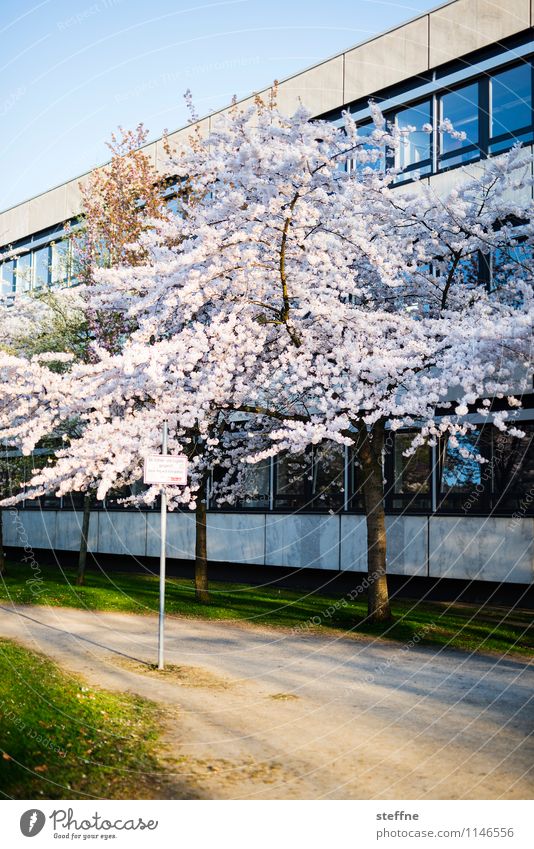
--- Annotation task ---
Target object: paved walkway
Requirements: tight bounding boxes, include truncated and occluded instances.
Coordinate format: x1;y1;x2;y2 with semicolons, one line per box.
0;603;532;799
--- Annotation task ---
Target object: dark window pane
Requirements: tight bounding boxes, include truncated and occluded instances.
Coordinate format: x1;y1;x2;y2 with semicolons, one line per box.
348;451;365;512
211;458;270;509
440;82;479;156
275;452;311;509
492;425;534;514
395;100;432;173
392;433;432;510
491;64;532;139
312;443;344;510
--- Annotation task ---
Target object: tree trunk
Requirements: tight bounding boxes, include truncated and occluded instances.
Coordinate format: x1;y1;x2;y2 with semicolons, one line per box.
358;421;392;623
76;493;92;586
0;510;5;577
195;498;209;604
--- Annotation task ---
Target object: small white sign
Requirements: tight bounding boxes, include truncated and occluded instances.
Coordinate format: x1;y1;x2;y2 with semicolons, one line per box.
144;455;188;485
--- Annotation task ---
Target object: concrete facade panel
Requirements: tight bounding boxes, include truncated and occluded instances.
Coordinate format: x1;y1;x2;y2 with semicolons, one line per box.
2;509;27;547
340;515;368;571
54;510;99;552
207;513;265;564
146;510;195;559
9;509;57;550
386;516;428;576
275;56;344;117
28;186;67;236
429;516;534;583
341;514;428;575
265;514;339;569
0;204;30;247
97;510;147;556
429;0;531;67
344;17;429;104
64;176;88;221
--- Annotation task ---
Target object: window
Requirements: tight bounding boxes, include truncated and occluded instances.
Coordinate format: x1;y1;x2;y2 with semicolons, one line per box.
274;452;310;509
439;82;480;167
491;241;533;292
166;195;182;216
490;63;533;152
15;253;32;292
353;123;386;173
211;458;270;509
438;429;491;512
347;450;365;512
492;425;534;514
395;100;432;177
239;460;271;508
275;444;345;511
389;433;432;510
312;443;345;510
51;239;71;285
33;245;50;289
0;259;14;296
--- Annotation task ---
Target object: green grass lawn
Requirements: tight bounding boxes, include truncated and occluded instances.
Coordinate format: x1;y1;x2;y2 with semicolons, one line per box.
0;561;532;657
0;637;166;799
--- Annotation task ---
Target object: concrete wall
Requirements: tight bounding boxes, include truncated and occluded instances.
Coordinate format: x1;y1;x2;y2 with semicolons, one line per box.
1;0;530;246
3;509;532;584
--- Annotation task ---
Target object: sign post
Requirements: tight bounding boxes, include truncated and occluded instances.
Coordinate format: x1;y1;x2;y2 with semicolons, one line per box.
158;420;168;670
143;427;188;671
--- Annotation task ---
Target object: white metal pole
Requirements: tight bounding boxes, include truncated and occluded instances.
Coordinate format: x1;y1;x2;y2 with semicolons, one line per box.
158;420;168;670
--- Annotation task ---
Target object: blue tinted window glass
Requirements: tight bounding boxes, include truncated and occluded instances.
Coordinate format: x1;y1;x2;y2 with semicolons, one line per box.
353;124;385;172
491;64;532;138
15;253;32;292
0;259;14;296
440;82;479;155
441;434;482;491
395;100;432;172
33;246;50;289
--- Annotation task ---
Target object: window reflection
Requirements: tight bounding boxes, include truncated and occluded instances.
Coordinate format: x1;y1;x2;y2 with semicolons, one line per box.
212;458;270;510
439;430;491;512
275;444;344;510
33;246;50;289
492;425;534;514
15;253;32;292
51;240;72;285
353;123;386;173
392;433;431;509
395;100;432;175
439;82;480;165
0;259;14;296
491;64;532;140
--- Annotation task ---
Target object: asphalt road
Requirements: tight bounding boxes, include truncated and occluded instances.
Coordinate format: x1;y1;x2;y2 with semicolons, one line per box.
0;603;532;799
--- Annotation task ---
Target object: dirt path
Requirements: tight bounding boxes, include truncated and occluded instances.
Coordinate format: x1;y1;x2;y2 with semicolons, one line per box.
0;603;532;800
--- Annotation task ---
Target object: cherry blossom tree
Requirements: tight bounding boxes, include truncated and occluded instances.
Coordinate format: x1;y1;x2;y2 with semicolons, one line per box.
1;98;532;622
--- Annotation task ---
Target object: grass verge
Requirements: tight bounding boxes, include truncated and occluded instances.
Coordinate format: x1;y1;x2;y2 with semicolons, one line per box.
0;561;532;657
0;637;168;799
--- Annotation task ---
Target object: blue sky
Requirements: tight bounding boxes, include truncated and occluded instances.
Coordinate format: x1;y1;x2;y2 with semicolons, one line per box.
1;0;437;210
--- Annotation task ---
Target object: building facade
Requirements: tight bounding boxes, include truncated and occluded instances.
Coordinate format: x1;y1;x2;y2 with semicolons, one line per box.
1;0;533;584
